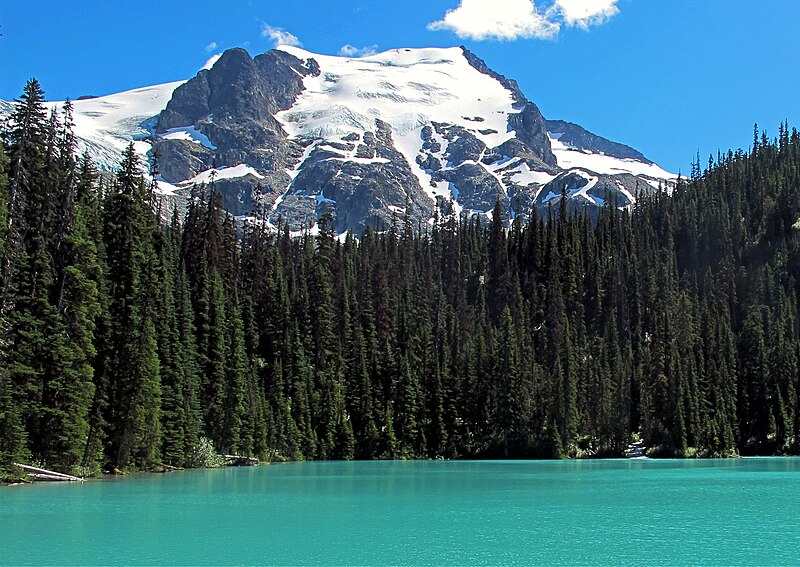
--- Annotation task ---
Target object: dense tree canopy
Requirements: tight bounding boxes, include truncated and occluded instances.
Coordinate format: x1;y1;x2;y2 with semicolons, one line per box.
2;81;800;477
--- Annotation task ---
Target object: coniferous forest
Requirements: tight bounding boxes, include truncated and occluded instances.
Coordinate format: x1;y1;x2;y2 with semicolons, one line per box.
3;79;800;477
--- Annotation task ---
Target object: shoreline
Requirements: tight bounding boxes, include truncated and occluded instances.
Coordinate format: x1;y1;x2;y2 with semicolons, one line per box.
14;452;800;488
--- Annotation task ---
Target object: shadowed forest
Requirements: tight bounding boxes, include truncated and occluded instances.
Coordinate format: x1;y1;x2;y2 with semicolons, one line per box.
3;79;800;476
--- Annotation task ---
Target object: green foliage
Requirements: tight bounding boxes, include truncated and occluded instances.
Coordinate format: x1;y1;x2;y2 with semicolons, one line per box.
101;144;163;469
0;141;8;250
3;77;800;467
186;436;225;469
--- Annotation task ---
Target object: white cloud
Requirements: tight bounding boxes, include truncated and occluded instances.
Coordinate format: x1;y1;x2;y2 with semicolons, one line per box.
204;41;218;53
338;44;379;57
201;53;222;71
260;24;302;48
428;0;620;41
552;0;619;28
427;0;558;41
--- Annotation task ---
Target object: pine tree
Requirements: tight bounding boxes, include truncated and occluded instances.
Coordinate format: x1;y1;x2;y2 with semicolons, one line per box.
738;307;770;451
2;79;48;270
493;306;521;456
78;154;111;472
0;130;27;469
175;267;202;461
395;355;421;458
102;144;163;469
154;221;188;466
0;142;9;253
201;270;229;450
487;199;511;324
3;110;800;470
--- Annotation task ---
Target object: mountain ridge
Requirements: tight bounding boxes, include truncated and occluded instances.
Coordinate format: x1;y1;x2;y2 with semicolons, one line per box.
1;45;676;233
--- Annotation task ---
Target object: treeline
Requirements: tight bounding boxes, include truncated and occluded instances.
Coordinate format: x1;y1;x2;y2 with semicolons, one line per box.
3;79;800;476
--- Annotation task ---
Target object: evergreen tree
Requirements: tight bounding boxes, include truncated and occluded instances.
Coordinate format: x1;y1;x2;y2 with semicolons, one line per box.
102;144;162;469
2;100;800;471
0;142;9;253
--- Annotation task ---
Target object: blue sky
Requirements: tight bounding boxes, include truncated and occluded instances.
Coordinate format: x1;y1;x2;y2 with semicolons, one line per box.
1;0;798;174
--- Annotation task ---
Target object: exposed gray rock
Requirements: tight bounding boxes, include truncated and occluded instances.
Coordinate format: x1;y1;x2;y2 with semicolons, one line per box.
213;176;265;215
493;139;560;174
0;100;16;116
507;104;557;168
355;144;376;159
532;170;660;222
271;193;318;230
0;44;676;236
461;46;557;169
460;47;527;106
279;118;435;233
507;184;540;221
546;119;652;163
139;46;670;233
432;123;486;164
159;48;314;133
417;154;442;172
156;47;316;165
158;71;212;131
155;139;214;184
153;47;322;216
437;163;504;212
325;142;356;152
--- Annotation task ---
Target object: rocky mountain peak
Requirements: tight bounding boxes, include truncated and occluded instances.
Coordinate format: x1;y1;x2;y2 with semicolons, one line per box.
2;45;676;234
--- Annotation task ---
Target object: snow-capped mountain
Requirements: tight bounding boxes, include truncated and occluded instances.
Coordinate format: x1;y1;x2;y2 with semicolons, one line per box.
44;83;184;177
4;46;676;233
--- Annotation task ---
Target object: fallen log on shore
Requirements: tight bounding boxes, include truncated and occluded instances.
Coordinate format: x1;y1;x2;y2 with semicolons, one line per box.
28;473;79;482
13;463;84;482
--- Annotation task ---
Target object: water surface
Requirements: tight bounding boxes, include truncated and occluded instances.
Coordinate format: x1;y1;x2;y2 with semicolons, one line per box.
2;459;799;565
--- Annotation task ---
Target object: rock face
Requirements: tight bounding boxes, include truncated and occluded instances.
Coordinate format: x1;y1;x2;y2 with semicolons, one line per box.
533;170;651;222
279;120;435;233
460;47;557;169
3;45;675;233
546;119;651;163
151;44;598;231
153;48;321;215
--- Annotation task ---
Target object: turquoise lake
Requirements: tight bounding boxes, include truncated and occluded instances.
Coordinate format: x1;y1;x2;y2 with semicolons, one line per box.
2;458;800;565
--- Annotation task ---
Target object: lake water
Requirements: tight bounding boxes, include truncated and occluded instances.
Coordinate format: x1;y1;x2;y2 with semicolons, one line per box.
2;459;800;565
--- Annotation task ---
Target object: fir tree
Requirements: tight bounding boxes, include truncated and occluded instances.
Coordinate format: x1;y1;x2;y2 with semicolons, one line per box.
102;144;162;469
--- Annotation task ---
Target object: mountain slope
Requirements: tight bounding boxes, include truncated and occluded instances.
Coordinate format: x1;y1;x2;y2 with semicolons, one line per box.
546;119;651;163
36;82;184;173
3;46;676;233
